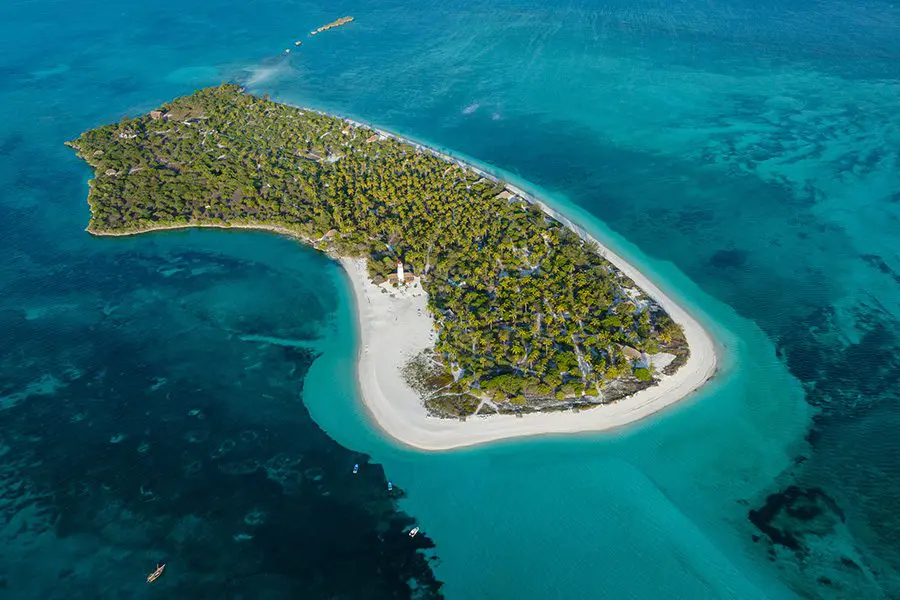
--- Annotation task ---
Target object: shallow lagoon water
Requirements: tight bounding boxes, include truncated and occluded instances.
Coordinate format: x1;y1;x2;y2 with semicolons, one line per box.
303;194;811;598
1;0;899;597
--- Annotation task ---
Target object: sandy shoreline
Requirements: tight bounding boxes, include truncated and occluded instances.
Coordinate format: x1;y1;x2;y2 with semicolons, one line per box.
86;221;312;241
319;120;718;450
93;219;718;450
85;113;718;452
341;196;717;451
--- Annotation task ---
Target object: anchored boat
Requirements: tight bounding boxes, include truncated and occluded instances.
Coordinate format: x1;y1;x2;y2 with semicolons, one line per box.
146;563;165;584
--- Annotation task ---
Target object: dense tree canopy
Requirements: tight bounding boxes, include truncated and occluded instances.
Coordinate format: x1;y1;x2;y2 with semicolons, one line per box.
68;85;688;416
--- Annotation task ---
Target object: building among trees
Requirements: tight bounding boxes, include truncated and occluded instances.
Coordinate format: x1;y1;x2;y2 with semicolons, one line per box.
388;260;415;285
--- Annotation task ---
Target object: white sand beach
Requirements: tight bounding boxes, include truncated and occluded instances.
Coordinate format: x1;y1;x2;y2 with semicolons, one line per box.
329;121;719;449
87;109;717;451
341;208;718;451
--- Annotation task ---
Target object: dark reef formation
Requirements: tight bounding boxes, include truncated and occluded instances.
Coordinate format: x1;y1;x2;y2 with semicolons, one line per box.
749;486;845;553
0;243;442;599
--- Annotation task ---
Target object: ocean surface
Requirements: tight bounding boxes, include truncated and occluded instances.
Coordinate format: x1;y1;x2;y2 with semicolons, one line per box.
1;0;898;597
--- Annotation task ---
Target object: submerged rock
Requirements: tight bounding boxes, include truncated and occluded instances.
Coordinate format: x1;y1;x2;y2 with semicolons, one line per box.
749;485;844;551
218;459;259;476
749;485;881;596
184;429;210;443
243;509;267;526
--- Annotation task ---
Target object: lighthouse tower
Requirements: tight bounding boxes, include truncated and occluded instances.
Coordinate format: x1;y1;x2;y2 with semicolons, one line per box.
396;260;405;284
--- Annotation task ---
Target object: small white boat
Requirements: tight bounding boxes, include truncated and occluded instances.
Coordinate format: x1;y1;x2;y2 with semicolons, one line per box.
408;527;419;538
294;40;303;46
352;463;359;474
146;563;166;584
387;481;393;491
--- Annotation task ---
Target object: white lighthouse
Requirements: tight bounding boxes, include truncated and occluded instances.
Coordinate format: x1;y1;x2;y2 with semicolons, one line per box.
396;260;405;284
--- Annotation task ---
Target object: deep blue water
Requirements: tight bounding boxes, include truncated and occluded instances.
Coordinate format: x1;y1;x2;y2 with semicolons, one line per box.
1;0;899;597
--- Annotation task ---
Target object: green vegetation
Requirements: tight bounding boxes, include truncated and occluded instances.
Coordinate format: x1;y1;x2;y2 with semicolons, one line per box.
424;394;481;419
402;350;454;397
67;85;688;415
633;367;653;382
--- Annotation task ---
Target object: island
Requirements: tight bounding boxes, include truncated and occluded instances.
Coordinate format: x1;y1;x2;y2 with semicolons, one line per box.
310;16;354;35
67;85;717;449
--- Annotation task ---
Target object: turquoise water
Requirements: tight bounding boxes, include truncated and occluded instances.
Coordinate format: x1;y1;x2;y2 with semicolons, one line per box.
2;0;899;597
